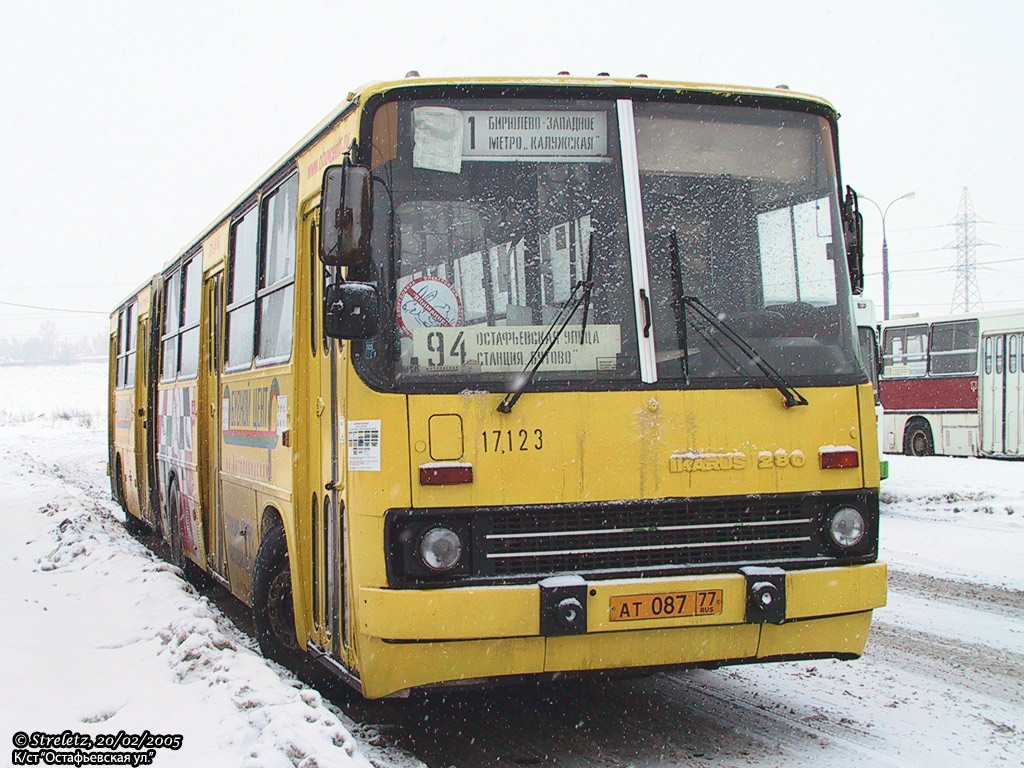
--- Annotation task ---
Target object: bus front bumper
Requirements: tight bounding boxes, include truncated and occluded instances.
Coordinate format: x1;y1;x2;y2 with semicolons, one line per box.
354;563;887;698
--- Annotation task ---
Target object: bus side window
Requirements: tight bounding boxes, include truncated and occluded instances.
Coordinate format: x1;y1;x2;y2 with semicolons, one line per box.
179;256;202;378
161;269;181;381
905;326;928;376
310;219;318;358
227;205;260;369
116;309;127;387
881;328;901;377
929;319;978;375
125;303;136;386
256;174;298;364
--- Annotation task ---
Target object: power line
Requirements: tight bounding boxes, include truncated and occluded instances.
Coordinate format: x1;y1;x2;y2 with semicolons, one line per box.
0;282;134;291
893;298;1024;309
865;265;955;277
0;300;107;315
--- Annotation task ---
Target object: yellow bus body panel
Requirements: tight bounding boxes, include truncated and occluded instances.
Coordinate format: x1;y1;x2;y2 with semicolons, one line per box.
341;376;885;696
406;385;873;509
358;563;885;643
352;561;880;700
353;564;884;698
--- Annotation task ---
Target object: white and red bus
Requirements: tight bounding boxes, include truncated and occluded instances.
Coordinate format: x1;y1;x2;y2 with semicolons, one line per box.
879;308;1024;457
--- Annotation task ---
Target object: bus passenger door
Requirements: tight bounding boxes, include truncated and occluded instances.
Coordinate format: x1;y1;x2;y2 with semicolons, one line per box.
325;330;347;659
1007;334;1022;456
133;314;154;523
321;273;347;659
304;209;347;662
982;334;1006;455
202;272;229;579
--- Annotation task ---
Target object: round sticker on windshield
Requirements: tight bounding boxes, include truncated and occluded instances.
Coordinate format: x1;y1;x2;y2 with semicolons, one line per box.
397;276;464;338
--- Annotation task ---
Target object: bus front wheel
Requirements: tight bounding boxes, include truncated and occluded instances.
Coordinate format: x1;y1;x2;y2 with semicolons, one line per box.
253;524;303;669
904;419;935;457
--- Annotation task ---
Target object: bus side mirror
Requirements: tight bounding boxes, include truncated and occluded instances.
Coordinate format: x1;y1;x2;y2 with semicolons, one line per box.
324;281;380;339
319;161;373;266
843;185;865;295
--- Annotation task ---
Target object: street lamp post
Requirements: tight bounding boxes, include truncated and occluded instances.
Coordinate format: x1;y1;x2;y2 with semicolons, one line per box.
860;192;916;321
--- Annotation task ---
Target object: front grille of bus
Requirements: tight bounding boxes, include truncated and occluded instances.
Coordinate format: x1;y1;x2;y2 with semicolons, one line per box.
485;498;811;576
386;490;878;587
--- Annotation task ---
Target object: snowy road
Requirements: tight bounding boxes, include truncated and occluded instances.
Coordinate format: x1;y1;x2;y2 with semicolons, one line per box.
337;562;1024;767
1;364;1022;767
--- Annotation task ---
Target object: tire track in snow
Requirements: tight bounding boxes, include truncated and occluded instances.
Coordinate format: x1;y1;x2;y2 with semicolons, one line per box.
887;569;1024;616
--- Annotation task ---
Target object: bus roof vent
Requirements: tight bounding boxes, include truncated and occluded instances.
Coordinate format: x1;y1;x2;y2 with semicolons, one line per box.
405;70;420;78
597;72;610;77
557;71;570;76
636;73;649;78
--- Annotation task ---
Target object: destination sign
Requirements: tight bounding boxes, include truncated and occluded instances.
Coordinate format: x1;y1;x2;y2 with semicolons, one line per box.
410;324;621;373
461;111;608;160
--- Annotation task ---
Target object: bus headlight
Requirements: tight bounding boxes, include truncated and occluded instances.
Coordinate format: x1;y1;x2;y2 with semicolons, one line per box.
828;506;866;549
419;526;463;571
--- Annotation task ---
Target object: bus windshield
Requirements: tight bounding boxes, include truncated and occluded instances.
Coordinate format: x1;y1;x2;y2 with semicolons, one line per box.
357;94;862;391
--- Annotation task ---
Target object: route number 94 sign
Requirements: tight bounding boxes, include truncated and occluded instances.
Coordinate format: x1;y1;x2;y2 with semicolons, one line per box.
411;324;622;373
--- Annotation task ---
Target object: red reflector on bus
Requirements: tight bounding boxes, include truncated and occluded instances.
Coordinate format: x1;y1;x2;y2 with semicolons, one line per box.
820;448;859;469
420;463;473;485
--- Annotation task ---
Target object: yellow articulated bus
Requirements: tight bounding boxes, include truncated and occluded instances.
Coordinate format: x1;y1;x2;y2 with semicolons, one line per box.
109;75;886;699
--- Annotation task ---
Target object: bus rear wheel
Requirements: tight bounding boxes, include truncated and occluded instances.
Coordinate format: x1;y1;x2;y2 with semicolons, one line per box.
904;419;934;457
253;523;303;669
167;479;183;566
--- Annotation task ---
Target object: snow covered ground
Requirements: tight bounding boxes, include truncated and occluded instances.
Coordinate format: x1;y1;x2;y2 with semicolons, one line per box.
1;363;1022;767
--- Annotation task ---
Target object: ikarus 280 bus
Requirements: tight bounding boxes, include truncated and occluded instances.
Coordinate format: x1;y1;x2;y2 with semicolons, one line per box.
109;74;886;698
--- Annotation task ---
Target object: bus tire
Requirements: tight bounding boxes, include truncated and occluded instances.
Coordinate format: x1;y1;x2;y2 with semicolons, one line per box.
904;419;934;457
167;478;183;567
165;479;209;587
252;523;304;670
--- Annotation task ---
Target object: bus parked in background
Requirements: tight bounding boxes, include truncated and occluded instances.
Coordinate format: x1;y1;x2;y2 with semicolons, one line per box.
854;298;879;396
880;308;1024;457
854;298;887;479
110;74;886;699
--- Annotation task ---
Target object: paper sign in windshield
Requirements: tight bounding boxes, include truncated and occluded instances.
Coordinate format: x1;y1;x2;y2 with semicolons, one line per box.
461;111;608;160
411;324;621;373
413;107;464;173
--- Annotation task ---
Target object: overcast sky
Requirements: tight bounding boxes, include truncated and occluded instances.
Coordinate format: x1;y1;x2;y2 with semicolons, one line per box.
2;0;1021;343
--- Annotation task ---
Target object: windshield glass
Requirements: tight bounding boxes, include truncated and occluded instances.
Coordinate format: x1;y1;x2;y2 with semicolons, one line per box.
359;97;638;388
634;102;860;381
354;93;861;391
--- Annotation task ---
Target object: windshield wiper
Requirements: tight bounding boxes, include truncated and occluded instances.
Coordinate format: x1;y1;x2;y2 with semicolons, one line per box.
669;230;690;383
498;235;596;414
681;296;809;408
